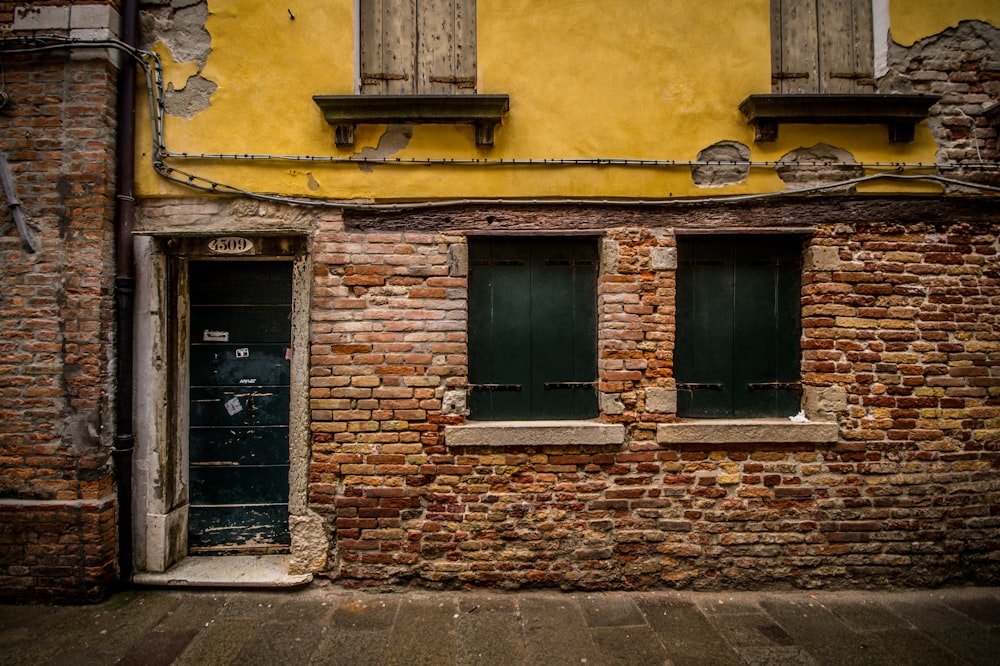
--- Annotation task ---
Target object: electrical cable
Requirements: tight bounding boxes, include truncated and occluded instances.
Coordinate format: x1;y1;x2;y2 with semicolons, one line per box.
2;34;999;212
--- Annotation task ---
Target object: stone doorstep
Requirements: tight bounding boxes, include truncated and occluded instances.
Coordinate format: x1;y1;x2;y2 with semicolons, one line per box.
132;555;313;589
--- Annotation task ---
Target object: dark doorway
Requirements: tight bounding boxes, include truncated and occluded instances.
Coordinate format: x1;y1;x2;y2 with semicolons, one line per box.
186;261;292;554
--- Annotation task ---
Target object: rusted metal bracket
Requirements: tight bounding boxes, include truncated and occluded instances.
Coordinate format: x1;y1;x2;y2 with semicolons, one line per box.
748;381;803;393
544;381;597;390
677;382;724;391
470;383;522;392
0;153;38;253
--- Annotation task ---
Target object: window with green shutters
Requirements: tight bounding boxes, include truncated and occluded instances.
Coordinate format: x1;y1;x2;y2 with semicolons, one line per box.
675;236;803;418
468;237;598;420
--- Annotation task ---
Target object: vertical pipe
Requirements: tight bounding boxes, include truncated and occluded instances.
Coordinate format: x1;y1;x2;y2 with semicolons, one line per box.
113;0;139;585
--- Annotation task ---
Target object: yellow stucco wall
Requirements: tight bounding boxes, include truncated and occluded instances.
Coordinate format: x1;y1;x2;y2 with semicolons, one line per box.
135;0;995;202
890;0;1000;46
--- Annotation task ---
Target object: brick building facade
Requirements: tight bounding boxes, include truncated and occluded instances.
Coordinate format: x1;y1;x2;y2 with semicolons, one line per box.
1;1;998;602
0;1;123;602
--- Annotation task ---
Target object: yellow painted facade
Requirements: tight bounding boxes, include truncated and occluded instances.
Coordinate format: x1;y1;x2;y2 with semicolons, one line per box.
136;0;998;202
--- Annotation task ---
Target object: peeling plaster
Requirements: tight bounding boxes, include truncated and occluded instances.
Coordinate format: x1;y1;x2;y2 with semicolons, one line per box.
141;0;215;118
691;140;751;188
776;143;864;191
164;75;217;119
880;20;1000;183
355;125;414;172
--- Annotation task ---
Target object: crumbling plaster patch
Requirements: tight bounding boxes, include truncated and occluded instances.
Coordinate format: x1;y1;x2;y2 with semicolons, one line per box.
776;143;864;191
691;140;751;188
141;0;216;118
355;125;415;172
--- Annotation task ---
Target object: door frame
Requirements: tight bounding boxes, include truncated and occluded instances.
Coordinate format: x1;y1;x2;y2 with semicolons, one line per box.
132;233;326;576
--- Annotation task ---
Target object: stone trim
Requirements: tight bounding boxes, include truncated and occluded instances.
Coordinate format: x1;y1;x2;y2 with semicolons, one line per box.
445;420;625;447
656;419;839;445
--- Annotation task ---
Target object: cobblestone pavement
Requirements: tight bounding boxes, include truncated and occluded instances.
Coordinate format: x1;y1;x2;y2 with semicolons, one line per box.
1;585;998;665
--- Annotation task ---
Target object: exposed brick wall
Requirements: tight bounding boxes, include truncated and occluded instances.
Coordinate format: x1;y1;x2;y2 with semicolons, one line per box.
0;43;119;601
309;213;999;590
884;20;1000;183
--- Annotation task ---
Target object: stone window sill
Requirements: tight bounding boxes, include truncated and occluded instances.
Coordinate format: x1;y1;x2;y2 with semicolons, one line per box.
738;93;940;143
313;94;510;147
444;420;625;447
656;418;839;445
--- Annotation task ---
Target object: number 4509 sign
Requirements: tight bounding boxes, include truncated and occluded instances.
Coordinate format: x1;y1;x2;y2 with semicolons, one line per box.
207;236;254;255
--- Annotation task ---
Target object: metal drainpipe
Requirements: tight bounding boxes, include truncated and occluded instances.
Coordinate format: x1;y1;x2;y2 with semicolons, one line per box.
112;0;139;585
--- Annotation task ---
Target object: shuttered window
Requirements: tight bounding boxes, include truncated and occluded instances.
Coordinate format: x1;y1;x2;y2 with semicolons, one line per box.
360;0;476;95
771;0;874;93
675;237;802;418
468;238;598;420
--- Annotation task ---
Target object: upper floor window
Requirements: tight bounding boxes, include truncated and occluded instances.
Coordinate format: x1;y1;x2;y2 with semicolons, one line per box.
359;0;476;95
771;0;874;93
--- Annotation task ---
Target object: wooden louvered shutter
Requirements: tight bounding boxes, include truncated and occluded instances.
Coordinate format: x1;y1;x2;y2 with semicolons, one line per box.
771;0;874;94
360;0;417;94
418;0;476;93
360;0;476;95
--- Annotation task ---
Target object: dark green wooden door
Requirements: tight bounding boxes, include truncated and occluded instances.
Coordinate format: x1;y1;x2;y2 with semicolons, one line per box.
468;238;598;420
675;236;801;418
187;261;292;554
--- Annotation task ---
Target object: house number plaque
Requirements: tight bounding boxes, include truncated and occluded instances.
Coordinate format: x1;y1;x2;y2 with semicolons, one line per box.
207;236;254;255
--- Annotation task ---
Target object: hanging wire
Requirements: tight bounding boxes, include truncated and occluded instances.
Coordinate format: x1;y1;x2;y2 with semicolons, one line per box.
1;34;999;212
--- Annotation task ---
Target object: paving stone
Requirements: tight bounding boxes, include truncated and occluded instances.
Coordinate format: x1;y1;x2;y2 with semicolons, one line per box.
820;596;911;633
232;620;326;666
760;596;897;665
149;593;227;632
1;587;998;666
862;629;971;666
885;596;999;666
173;619;258;666
579;593;646;627
736;645;818;665
455;596;526;666
311;629;392;666
519;594;597;665
326;595;399;630
382;595;457;666
212;591;293;619
590;625;669;665
937;589;1000;628
117;629;200;666
706;609;796;648
37;590;184;664
637;595;743;666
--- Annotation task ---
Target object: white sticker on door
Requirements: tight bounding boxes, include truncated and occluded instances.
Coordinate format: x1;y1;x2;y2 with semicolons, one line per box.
224;396;243;416
235;348;250;359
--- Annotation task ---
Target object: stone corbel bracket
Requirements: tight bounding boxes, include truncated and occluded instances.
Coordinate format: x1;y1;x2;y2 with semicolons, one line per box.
739;93;941;143
313;94;510;148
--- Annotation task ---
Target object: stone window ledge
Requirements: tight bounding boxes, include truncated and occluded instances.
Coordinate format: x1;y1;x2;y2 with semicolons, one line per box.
739;93;940;143
445;420;625;447
656;418;839;445
313;94;510;147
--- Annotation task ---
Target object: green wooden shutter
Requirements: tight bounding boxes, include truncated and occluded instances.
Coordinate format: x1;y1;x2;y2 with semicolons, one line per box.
675;240;735;417
733;238;802;417
676;237;801;418
468;238;597;420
